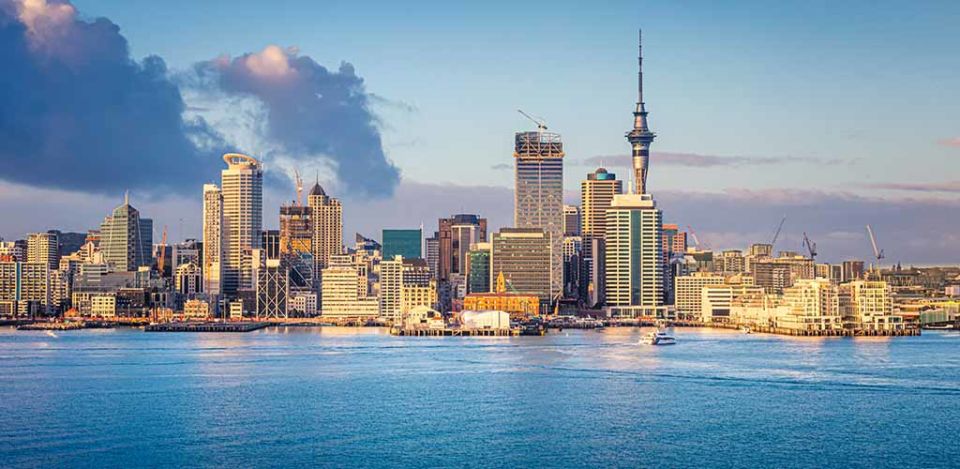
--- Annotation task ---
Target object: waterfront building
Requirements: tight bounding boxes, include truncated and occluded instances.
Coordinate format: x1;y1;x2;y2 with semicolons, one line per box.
839;280;903;332
27;232;59;270
202;184;223;296
491;228;552;308
308;182;343;272
220;154;263;297
674;273;725;317
563;205;581;236
778;278;842;332
380;256;437;322
466;243;491;294
382;229;422;260
700;283;766;323
99;194;153;272
256;258;289;319
604;193;663;312
320;256;378;319
514;127;563;300
183;299;211;319
463;272;540;320
0;261;49;316
290;292;318;316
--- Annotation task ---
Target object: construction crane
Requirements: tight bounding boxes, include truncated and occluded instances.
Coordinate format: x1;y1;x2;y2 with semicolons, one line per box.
294;169;304;206
686;225;710;250
866;225;885;276
770;216;787;251
802;232;818;261
517;109;548;132
157;225;168;275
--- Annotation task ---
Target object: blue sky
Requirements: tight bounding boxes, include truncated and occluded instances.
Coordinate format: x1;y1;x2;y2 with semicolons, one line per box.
2;0;959;263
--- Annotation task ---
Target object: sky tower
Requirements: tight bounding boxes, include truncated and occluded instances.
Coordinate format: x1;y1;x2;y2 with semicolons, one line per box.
626;29;656;195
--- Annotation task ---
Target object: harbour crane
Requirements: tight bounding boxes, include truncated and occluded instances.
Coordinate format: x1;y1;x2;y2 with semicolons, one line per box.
866;225;885;276
802;232;817;262
770;216;787;251
517;109;548;132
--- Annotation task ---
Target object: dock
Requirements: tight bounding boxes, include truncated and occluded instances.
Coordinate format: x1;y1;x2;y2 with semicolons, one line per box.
390;327;518;337
144;322;270;333
17;321;86;331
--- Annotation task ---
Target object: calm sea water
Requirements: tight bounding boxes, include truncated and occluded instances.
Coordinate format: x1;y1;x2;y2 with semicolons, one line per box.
0;326;957;468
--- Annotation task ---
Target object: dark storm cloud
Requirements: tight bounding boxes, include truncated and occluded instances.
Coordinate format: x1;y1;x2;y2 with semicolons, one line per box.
193;45;400;198
0;0;224;195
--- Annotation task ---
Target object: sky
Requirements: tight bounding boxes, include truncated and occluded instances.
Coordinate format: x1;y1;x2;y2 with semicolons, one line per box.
1;0;959;264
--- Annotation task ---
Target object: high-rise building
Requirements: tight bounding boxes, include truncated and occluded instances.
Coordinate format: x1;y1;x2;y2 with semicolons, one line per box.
320;256;378;319
425;234;439;278
0;261;50;317
100;193;153;272
491;228;552;308
581;168;623;239
279;205;311;255
437;215;487;281
661;224;687;256
839;280;902;331
466;242;491;294
779;278;842;332
563;205;581;237
220;154;263;297
27;232;59;270
382;229;422;260
202;184;223;296
604;193;663;310
514;128;563;300
308;182;343;272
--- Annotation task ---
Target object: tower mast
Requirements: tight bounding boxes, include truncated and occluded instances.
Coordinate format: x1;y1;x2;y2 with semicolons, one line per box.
626;29;656;195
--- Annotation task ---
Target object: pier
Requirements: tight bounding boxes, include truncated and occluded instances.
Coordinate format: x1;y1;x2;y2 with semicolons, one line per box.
144;322;270;333
390;327;518;337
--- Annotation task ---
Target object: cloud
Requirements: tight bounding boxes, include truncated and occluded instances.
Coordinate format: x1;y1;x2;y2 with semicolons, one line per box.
490;163;512;171
579;152;843;168
190;45;399;198
861;181;960;193
937;137;960;148
0;0;225;196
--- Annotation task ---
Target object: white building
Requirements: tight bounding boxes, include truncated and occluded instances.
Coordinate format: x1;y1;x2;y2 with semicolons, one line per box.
220;153;262;297
674;273;724;317
604;193;662;313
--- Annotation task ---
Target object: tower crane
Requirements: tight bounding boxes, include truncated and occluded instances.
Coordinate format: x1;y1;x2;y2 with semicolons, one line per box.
685;225;710;250
802;232;817;262
517;109;548;132
865;225;885;276
157;225;168;275
294;169;304;206
770;216;787;251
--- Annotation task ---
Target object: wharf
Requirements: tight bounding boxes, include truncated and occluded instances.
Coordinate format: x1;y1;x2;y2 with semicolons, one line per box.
390;327;518;337
144;322;270;333
17;321;86;331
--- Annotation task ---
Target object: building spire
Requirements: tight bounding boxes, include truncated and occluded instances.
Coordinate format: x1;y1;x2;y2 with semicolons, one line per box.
124;190;129;206
638;28;644;108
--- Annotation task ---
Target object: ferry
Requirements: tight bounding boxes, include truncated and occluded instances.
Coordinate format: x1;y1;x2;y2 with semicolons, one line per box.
641;329;676;346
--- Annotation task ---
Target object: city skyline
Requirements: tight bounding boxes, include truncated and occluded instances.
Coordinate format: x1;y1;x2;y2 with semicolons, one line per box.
1;0;959;263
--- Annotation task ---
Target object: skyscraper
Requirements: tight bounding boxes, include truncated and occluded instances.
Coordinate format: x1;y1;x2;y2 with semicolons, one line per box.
514;128;563;300
581;168;622;239
382;229;422;260
437;214;487;281
220;153;263;296
100;193;153;272
563;205;581;237
491;228;552;309
202;183;223;296
308;182;343;272
27;232;59;270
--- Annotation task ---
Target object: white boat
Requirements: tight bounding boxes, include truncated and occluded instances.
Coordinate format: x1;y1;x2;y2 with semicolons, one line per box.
741;326;752;334
641;329;676;346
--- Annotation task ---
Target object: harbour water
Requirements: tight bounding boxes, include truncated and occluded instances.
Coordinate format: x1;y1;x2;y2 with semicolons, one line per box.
1;327;957;468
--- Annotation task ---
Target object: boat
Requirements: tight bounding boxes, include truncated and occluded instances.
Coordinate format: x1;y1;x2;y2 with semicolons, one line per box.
641;329;676;346
741;326;752;334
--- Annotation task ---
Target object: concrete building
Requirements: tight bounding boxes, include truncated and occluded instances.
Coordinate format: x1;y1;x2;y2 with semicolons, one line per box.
380;256;437;322
382;229;422;260
0;240;25;262
563;205;581;236
202;183;223;296
842;260;865;282
27;232;59;270
674;273;725;317
839;280;903;332
100;194;153;272
702;283;767;323
183;299;211;319
580;168;622;240
514;128;563;300
320;257;378;319
279;204;312;255
437;214;487;282
466;243;491;294
604;193;663;311
308;182;343;272
0;262;50;317
425;234;439;278
491;228;552;308
753;255;815;294
778;278;842;332
720;250;745;274
220;154;263;297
